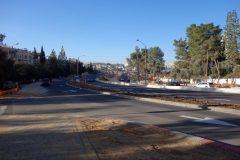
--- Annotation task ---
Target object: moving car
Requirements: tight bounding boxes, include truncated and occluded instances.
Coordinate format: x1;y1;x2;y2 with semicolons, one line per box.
41;78;51;86
193;82;214;88
167;82;180;86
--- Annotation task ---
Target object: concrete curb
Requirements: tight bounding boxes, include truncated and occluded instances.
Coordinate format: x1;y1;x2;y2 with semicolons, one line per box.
152;125;240;154
106;118;240;154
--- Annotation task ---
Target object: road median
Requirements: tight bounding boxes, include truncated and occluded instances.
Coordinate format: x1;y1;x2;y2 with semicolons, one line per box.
67;81;240;115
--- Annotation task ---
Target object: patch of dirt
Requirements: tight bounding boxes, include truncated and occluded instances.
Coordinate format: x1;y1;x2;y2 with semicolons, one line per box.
78;118;240;160
68;81;240;110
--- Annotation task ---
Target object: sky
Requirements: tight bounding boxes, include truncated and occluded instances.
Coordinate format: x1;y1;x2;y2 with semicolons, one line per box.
1;0;240;65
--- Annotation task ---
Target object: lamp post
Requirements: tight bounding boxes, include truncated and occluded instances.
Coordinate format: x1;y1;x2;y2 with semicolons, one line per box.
136;39;147;84
76;55;85;77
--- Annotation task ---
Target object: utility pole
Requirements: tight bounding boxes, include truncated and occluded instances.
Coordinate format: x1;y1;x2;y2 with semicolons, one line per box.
137;39;147;85
137;53;139;82
76;55;85;77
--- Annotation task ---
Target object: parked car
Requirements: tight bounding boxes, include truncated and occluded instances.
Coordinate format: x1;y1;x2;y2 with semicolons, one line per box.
193;82;214;88
41;78;51;86
118;78;125;81
126;79;130;83
167;82;180;86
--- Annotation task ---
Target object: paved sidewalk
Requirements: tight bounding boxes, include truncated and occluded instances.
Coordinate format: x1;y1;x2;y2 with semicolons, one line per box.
19;81;49;95
0;82;49;100
0;115;98;160
0;81;99;160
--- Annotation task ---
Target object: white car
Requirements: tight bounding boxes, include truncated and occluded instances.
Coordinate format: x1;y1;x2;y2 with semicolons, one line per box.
193;82;214;88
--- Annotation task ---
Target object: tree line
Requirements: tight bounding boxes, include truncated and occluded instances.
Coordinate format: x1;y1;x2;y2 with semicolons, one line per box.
127;10;240;83
127;46;165;80
0;35;96;86
172;10;240;82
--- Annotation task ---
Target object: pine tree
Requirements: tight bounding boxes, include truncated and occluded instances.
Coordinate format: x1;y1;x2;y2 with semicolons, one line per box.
58;46;67;61
49;49;58;77
0;34;6;45
223;10;240;82
186;23;222;80
32;47;38;59
39;46;46;65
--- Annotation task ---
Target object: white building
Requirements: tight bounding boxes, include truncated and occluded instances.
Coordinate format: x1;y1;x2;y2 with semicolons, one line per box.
14;48;33;64
6;47;33;65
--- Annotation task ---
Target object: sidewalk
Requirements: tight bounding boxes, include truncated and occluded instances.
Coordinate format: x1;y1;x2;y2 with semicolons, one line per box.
0;81;99;160
0;81;48;100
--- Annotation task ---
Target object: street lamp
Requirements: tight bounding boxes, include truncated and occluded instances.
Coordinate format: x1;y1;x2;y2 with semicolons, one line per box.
136;39;147;84
77;55;85;77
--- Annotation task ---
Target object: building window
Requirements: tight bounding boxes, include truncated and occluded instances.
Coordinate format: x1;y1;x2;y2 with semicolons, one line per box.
29;56;31;59
25;55;27;59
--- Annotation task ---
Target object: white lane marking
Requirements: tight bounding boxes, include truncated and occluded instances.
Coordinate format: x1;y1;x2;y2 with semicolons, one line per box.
62;90;77;93
214;99;231;102
0;106;7;115
69;90;77;92
180;115;237;127
180;115;201;120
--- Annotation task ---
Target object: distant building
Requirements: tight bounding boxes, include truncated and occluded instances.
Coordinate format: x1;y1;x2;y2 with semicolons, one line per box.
1;46;33;65
14;48;33;64
165;63;175;72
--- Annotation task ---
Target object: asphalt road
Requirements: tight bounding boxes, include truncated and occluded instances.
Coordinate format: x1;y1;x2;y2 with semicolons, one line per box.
88;79;240;105
1;78;239;149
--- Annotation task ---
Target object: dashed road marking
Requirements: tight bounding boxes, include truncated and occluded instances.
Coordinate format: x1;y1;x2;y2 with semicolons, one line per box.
62;90;77;93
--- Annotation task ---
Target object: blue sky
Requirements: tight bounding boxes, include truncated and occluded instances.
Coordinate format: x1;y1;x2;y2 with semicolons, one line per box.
1;0;239;65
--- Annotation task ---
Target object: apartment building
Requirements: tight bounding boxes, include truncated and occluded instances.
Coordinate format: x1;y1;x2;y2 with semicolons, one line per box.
14;48;33;64
5;47;33;65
